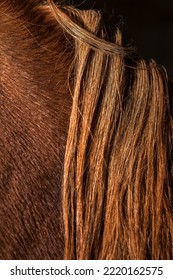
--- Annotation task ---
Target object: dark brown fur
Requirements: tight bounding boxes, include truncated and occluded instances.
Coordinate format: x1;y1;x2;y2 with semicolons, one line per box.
0;0;73;259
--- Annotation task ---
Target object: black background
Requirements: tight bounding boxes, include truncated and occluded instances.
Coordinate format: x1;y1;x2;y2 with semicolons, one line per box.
64;0;173;79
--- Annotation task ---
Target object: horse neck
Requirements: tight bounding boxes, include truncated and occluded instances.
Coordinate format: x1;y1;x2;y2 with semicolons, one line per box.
0;1;73;259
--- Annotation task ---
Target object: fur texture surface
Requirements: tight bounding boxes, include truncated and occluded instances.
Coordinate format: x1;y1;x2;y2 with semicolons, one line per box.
0;0;173;260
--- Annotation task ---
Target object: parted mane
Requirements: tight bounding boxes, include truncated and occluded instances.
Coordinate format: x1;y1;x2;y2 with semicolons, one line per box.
0;0;173;260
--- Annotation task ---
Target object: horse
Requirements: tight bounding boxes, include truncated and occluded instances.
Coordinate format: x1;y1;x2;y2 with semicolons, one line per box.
0;0;173;260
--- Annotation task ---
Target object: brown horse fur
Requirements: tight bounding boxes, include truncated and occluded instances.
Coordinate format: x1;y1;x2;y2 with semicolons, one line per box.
0;0;73;259
0;0;173;260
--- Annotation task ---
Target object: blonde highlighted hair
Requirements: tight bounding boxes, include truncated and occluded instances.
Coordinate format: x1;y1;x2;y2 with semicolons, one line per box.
48;0;173;259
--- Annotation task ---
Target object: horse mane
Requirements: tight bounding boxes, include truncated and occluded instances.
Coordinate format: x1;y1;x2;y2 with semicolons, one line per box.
0;0;173;260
